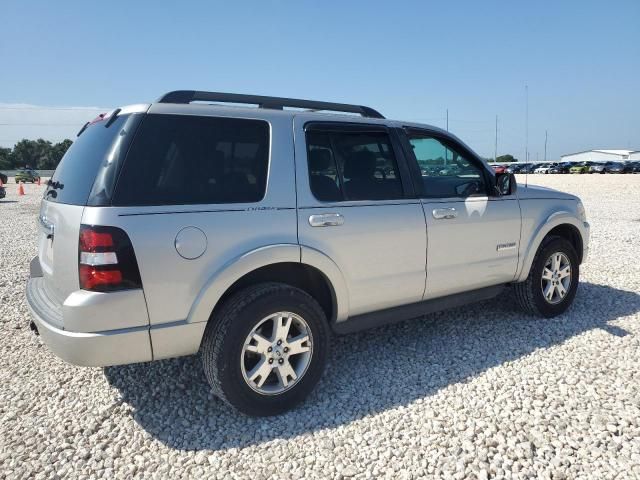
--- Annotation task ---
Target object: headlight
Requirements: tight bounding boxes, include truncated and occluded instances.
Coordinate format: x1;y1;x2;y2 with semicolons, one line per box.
576;202;587;222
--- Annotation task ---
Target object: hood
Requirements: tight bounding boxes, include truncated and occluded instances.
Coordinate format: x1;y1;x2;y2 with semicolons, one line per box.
517;184;578;201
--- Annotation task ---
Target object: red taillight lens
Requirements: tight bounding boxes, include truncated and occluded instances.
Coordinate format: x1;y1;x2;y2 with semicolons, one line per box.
78;225;142;292
79;229;114;251
79;265;123;290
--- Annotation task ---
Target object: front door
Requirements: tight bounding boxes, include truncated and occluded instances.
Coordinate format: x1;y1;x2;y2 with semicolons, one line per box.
402;128;521;300
294;118;427;318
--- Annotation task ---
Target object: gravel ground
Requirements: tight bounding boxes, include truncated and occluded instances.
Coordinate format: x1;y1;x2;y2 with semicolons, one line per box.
1;175;640;479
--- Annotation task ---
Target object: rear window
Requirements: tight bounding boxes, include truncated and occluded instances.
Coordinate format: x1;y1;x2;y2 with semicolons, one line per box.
44;114;141;205
113;114;270;206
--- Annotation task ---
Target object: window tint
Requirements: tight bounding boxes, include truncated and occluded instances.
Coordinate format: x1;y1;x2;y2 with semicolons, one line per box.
44;114;142;205
113;115;269;206
408;134;486;198
306;129;403;201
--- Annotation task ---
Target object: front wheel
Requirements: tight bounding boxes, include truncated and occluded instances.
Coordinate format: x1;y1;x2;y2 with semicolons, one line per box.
201;283;330;416
514;237;579;317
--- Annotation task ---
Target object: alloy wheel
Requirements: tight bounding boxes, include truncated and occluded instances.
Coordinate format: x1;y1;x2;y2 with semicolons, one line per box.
541;252;572;304
240;312;313;395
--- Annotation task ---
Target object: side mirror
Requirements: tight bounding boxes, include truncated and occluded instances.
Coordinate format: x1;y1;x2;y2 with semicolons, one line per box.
494;172;517;196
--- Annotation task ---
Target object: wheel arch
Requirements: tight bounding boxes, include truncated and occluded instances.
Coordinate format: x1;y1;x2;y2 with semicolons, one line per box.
516;212;586;283
187;244;349;328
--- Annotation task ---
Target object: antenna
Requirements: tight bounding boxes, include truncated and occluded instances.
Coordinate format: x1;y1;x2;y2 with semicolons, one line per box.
525;84;529;188
544;130;548;162
525;84;529;162
494;115;498;162
446;108;449;131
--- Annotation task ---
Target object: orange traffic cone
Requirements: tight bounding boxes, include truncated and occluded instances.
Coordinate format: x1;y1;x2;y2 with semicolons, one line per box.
18;182;25;196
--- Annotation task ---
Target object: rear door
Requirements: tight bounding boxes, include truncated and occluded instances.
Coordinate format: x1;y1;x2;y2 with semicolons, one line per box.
39;112;143;309
400;128;521;299
294;118;427;318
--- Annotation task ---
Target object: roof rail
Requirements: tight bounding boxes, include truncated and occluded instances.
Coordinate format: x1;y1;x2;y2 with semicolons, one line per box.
157;90;385;119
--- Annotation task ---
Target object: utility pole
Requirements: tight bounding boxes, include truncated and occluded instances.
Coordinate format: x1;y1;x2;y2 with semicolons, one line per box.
494;115;498;162
446;109;449;132
544;130;548;162
525;84;529;164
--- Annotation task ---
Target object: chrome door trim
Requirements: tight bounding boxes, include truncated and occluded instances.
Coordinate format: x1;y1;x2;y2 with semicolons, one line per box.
432;207;457;219
309;213;344;227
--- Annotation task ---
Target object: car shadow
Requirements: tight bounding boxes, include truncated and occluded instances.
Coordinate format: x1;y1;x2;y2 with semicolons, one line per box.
104;282;640;451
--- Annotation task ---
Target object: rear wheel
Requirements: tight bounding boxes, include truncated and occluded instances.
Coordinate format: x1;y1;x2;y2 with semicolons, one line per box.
514;237;579;317
201;282;330;416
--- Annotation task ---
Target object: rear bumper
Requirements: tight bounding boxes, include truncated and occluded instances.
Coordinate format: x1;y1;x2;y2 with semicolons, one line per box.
26;261;153;367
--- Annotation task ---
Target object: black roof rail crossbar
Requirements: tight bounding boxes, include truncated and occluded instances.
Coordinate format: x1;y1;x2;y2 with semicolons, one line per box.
157;90;385;119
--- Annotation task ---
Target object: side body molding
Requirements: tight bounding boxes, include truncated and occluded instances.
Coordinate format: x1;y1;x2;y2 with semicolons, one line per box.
515;210;586;282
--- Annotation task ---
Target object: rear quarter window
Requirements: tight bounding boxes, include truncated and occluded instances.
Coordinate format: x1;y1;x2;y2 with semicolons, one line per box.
44;114;141;205
113;114;270;206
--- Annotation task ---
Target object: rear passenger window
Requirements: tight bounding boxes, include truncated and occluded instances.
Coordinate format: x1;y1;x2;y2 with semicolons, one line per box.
113;115;269;206
306;128;403;201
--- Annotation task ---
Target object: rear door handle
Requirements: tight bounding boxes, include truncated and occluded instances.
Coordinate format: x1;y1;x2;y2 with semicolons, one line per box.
309;213;344;227
432;207;457;220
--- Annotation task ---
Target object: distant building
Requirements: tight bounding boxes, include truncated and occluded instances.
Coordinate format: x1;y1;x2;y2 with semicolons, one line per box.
561;149;638;162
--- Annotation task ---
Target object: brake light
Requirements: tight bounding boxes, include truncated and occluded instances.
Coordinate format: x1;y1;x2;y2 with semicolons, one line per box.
78;225;142;292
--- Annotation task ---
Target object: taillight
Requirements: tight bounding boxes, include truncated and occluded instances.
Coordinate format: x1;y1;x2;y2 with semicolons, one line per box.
78;225;142;292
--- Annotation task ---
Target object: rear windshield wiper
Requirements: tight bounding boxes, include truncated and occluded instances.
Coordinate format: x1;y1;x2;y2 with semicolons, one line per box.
77;121;90;137
104;108;121;128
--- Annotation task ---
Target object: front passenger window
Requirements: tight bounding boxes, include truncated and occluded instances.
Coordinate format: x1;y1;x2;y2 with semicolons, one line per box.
408;135;486;198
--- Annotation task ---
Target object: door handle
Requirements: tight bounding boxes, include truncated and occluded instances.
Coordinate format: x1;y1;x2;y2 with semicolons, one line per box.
432;207;457;220
309;213;344;227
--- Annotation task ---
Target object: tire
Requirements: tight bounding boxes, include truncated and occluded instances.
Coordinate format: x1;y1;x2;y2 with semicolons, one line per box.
201;282;330;416
514;236;579;318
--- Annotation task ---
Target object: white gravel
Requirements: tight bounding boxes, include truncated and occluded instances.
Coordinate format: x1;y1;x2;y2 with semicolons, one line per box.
1;175;640;479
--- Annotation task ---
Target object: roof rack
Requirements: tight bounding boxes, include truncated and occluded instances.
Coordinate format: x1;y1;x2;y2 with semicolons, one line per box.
157;90;385;119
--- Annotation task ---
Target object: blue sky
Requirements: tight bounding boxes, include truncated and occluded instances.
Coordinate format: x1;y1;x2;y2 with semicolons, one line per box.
1;1;639;160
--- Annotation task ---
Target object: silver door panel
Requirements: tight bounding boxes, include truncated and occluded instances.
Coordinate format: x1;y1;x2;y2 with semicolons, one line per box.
423;196;521;299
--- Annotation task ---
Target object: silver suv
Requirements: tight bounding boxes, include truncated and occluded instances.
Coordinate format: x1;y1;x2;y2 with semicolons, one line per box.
27;91;590;415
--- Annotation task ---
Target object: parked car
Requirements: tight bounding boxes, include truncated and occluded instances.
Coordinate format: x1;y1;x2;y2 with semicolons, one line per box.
556;162;573;174
15;169;40;183
606;162;631;174
491;164;508;174
518;163;536;174
27;91;590;415
589;162;607;174
0;172;8;185
570;162;592;174
0;184;5;199
534;164;558;174
629;161;640;173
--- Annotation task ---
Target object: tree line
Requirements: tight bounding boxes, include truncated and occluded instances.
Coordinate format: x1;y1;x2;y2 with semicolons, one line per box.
0;138;73;171
0;138;519;171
